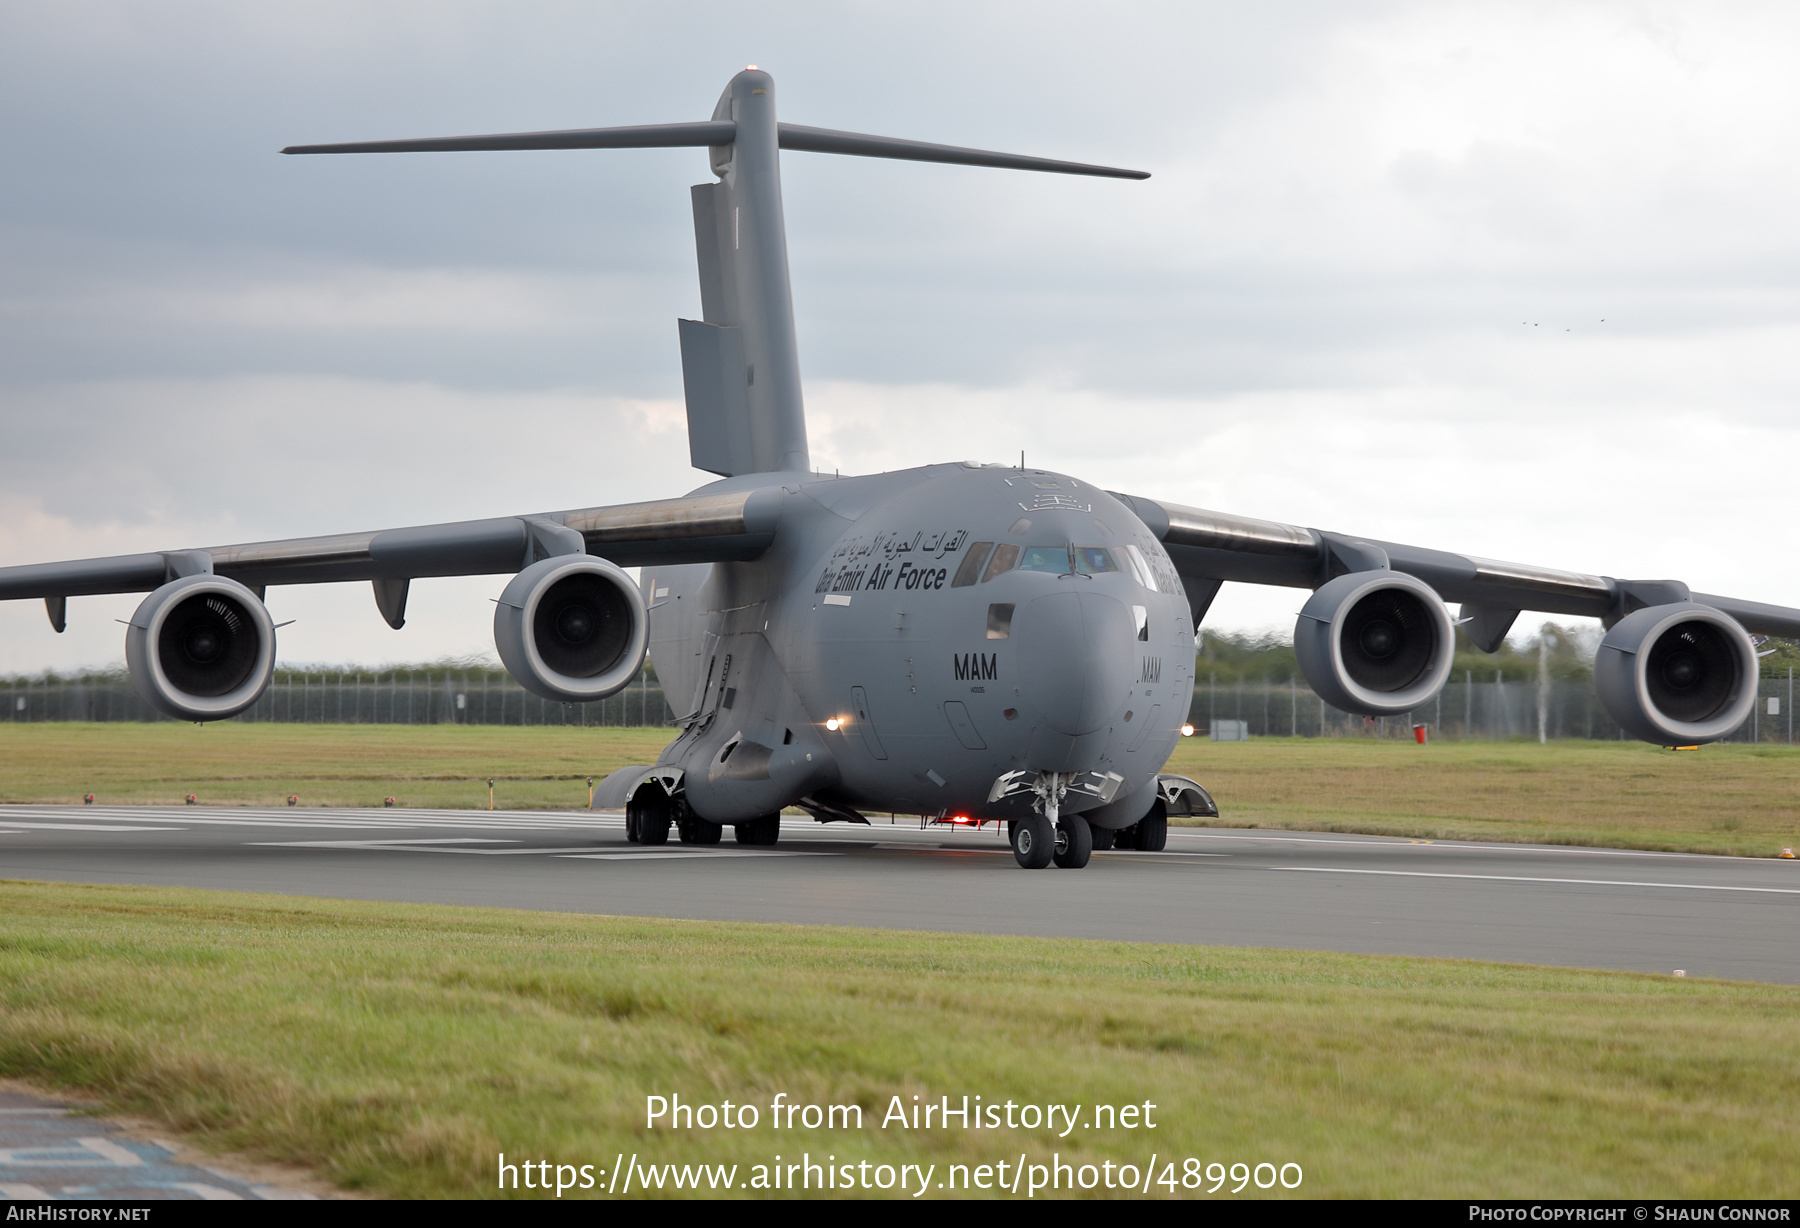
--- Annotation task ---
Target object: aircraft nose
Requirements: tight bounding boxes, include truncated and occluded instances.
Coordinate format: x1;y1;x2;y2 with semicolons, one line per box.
1014;590;1135;735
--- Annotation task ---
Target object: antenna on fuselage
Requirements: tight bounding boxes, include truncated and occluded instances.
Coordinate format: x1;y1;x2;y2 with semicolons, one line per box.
283;68;1149;480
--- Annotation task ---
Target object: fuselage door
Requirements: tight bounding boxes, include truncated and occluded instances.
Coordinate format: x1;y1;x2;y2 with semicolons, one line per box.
850;685;888;760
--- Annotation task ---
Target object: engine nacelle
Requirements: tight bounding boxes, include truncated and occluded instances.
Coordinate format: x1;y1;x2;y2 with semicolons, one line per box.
494;555;648;703
124;575;276;721
1294;571;1455;717
1594;602;1756;745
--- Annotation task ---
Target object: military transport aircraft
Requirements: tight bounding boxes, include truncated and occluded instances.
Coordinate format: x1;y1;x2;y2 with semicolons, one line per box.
4;69;1797;870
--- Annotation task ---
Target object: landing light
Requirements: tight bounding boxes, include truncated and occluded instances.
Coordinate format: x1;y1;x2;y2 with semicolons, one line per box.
825;717;843;731
1180;724;1195;737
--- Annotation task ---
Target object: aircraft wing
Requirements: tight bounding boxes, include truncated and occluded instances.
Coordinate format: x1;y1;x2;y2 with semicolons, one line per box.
1110;492;1800;644
0;488;781;610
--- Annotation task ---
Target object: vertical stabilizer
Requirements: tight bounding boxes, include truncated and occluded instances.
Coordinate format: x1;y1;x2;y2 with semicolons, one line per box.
678;70;810;477
282;70;1145;480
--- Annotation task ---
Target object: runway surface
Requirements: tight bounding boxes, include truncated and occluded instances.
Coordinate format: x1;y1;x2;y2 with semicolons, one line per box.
2;804;1797;983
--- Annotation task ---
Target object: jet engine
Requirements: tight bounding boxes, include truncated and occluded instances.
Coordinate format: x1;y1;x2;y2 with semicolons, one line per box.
124;575;277;721
1594;602;1757;745
493;555;648;702
1294;571;1454;716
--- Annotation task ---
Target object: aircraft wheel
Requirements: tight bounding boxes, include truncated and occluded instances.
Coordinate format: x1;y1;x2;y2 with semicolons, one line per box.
1112;823;1136;850
1135;806;1168;852
678;816;722;845
1011;814;1055;869
735;814;780;846
625;808;641;843
1089;825;1116;851
638;809;671;845
1053;815;1092;869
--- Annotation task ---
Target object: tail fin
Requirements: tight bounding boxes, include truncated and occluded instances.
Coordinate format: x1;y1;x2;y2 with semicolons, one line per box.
284;69;1149;478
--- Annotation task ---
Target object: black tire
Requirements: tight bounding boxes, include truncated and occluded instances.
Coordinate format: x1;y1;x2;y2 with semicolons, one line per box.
1089;824;1116;851
678;816;722;845
625;808;641;843
1135;803;1168;852
735;814;780;846
1053;815;1093;869
1112;823;1136;850
639;809;672;845
1011;813;1055;869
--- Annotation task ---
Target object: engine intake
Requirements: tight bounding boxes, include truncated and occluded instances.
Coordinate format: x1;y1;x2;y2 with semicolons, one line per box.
124;575;276;721
1594;602;1756;745
494;555;648;703
1294;572;1454;716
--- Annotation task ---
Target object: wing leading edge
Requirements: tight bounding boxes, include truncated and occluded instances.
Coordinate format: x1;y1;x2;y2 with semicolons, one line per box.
0;488;782;608
1112;492;1800;642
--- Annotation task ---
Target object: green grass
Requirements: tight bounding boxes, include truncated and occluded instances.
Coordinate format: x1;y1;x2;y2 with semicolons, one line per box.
4;724;1800;857
1164;736;1800;858
0;881;1793;1199
0;722;667;811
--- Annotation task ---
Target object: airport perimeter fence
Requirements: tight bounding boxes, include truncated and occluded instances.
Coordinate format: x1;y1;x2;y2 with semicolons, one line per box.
1194;669;1800;744
8;664;1800;742
2;667;676;728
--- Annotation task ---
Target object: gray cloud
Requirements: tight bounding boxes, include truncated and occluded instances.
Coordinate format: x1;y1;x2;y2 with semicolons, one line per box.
4;1;1800;669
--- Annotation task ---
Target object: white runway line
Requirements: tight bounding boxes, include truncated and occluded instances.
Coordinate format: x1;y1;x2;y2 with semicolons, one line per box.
0;805;621;833
1273;866;1800;895
0;823;186;832
268;837;513;845
867;835;1008;846
249;839;621;856
559;851;842;860
1094;850;1229;858
1178;832;1715;861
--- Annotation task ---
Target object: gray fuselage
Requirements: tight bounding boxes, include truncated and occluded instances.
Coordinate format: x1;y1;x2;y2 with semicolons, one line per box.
643;462;1194;827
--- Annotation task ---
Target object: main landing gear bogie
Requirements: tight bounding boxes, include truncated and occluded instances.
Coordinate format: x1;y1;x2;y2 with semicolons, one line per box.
626;792;672;845
678;814;722;845
628;792;775;847
1114;806;1168;852
735;813;781;846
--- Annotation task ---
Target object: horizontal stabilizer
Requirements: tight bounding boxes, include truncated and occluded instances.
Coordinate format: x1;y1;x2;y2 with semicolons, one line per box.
282;121;735;156
283;120;1149;179
777;123;1149;179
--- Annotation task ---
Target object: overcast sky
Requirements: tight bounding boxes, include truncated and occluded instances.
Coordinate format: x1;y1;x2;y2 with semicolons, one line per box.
4;1;1799;672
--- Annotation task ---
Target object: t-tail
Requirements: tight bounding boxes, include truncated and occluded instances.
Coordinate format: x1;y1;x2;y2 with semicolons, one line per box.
284;68;1149;479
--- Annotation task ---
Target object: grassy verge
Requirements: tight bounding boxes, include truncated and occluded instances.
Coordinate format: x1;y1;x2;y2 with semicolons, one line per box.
0;722;667;810
0;881;1793;1199
1163;737;1800;858
3;724;1799;856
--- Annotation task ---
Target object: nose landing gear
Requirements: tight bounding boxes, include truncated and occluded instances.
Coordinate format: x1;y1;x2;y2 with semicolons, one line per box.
1052;815;1092;869
1008;771;1093;869
1010;813;1055;868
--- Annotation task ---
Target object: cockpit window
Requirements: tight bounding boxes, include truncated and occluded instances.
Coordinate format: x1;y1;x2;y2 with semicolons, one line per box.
981;542;1020;582
991;544;1121;577
1018;546;1070;574
1122;544;1159;592
1074;547;1118;575
952;543;994;588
